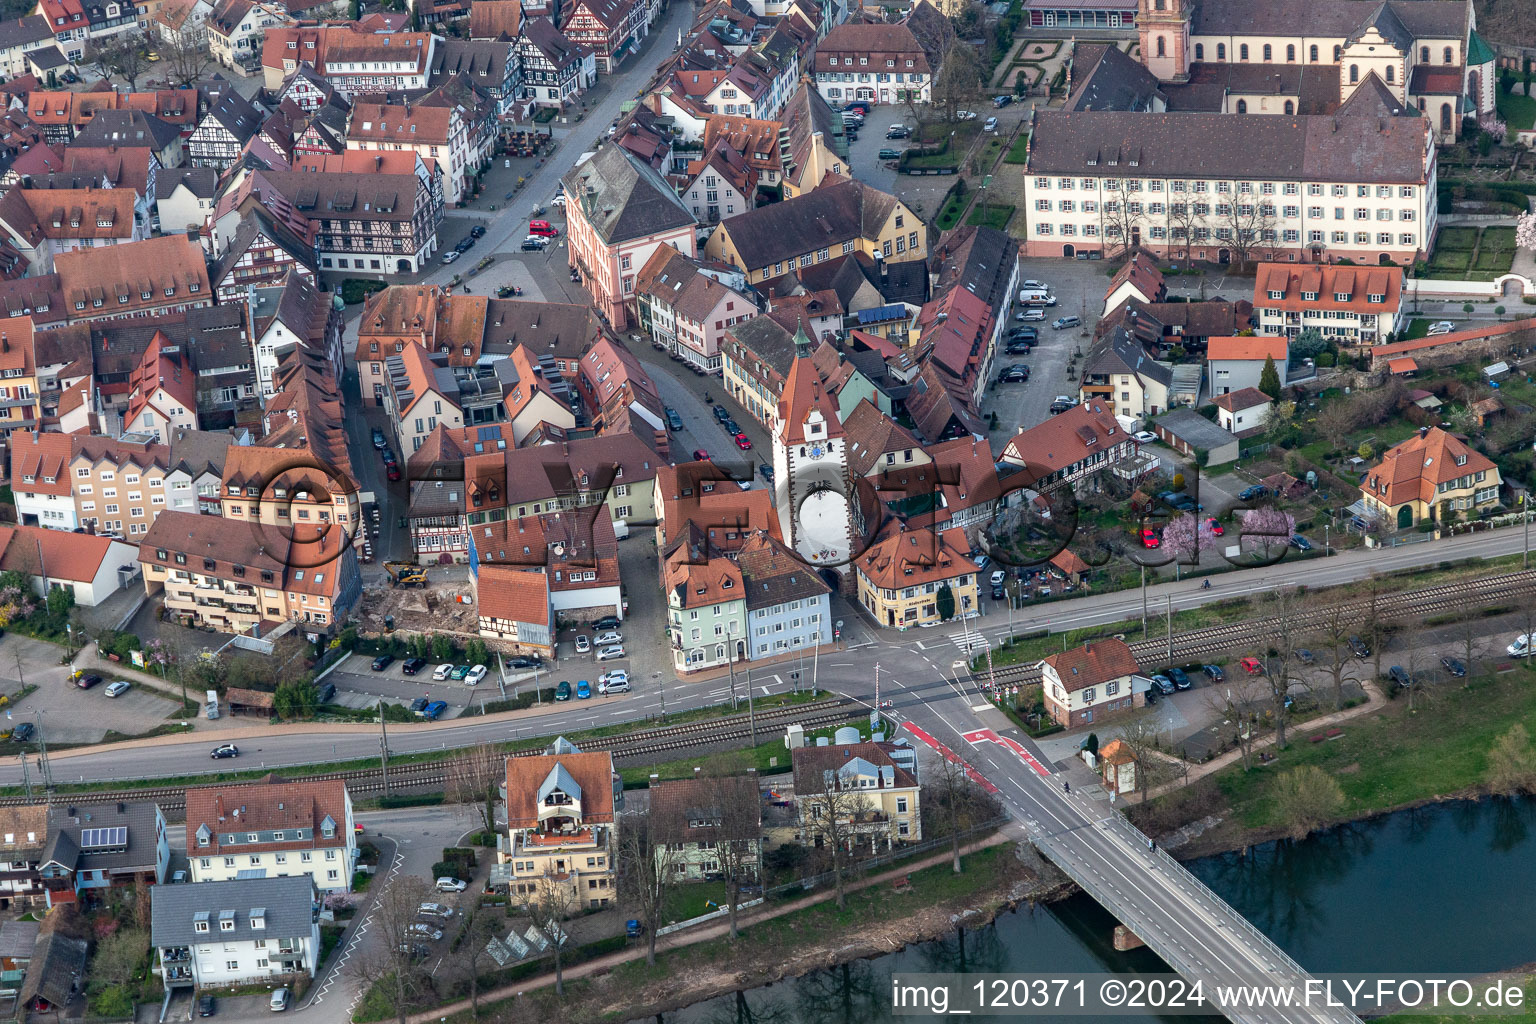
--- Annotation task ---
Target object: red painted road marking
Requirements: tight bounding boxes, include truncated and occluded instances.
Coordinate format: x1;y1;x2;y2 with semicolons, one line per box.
901;722;1000;794
962;728;1052;776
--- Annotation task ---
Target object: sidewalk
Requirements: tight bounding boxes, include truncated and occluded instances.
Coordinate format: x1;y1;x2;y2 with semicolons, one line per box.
403;828;1021;1023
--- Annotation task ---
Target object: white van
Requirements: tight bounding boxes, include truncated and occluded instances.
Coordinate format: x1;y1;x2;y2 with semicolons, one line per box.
1509;634;1532;657
1018;289;1056;307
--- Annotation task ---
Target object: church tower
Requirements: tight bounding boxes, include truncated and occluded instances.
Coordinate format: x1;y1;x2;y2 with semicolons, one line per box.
772;321;854;576
1138;0;1191;82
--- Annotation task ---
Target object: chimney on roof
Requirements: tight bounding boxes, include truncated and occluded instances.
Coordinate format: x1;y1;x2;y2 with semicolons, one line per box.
1420;426;1428;439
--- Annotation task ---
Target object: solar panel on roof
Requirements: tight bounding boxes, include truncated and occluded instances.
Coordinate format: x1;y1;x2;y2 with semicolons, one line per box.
80;826;127;849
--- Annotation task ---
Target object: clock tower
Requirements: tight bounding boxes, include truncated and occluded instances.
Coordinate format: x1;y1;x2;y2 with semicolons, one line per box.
772;321;854;577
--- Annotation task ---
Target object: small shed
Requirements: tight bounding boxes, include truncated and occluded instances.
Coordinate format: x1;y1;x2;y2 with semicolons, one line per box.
1483;360;1511;382
224;687;276;718
1471;396;1505;427
1098;739;1137;795
1049;547;1090;583
1153;407;1241;467
1386;357;1418;377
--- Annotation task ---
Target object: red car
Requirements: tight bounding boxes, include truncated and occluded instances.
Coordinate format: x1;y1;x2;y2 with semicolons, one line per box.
386;464;401;481
734;433;752;450
1205;517;1224;536
1240;657;1264;675
692;449;711;461
1140;527;1160;548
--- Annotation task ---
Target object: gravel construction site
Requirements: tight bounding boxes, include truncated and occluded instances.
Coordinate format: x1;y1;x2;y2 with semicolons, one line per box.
355;574;479;638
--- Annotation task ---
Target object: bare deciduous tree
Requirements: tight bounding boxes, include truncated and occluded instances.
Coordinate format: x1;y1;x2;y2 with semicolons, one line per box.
525;873;579;998
1214;184;1279;271
160;36;213;89
1311;601;1362;711
616;813;677;966
1167;198;1199;264
457;906;501;1019
349;874;435;1024
700;774;763;940
445;742;504;835
930;42;984;124
1260;587;1307;750
1202;668;1269;771
804;782;876;911
1100;187;1146;260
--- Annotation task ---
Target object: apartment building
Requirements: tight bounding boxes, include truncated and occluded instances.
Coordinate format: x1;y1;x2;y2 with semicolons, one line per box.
663;536;747;672
855;525;978;630
253;168;440;274
348;101;472;206
1207;335;1289;395
516;16;596;109
1359;425;1501;531
187;89;263;170
998;401;1135;494
69;433;171;539
185;778;356;893
564;144;697;330
151;876;319;993
499;749;619;908
207;0;290;72
39;800;171;904
1251;262;1404;344
634;247;755;374
736;530;833;661
1020;109;1436;265
220;443;359;556
139;509;362;635
791;740;920;846
647;775;762;882
262;25;436;95
54;234;213;324
810;22;931;105
704;176;925;285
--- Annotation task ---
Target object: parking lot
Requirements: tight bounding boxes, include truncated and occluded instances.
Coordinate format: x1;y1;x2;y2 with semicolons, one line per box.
323;657;498;719
0;635;185;747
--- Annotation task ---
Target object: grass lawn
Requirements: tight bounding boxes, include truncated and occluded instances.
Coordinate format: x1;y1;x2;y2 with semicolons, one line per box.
618;735;801;786
917;120;980;145
1003;133;1030;163
1211;667;1536;831
935;189;974;231
1482;226;1516;252
1498;89;1536;130
977;137;1005;167
1393;980;1536;1023
1424;250;1474;278
1474;248;1514;273
663;880;730;925
1403;317;1430;340
1436;226;1479;251
966;203;1015;230
903;149;960;170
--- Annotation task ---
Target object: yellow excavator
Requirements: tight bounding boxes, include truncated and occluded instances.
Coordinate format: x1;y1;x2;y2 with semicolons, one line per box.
384;561;428;588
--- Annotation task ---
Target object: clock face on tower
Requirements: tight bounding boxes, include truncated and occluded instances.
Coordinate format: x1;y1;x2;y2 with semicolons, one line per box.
808;444;825;460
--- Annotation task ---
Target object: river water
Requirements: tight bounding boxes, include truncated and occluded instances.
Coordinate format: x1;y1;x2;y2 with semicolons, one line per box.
648;798;1536;1024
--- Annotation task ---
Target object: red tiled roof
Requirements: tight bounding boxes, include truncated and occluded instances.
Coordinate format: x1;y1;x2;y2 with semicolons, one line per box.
1362;427;1499;509
1207;336;1288;362
505;751;615;829
1041;637;1138;692
475;564;551;628
1254;262;1401;314
1210;386;1270;412
184;776;350;855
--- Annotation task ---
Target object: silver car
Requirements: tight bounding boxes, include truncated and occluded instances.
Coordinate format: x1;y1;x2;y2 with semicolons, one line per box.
595;645;626;661
409;923;444;941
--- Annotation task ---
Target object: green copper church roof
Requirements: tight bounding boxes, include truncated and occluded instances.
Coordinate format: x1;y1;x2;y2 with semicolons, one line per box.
1467;29;1494;68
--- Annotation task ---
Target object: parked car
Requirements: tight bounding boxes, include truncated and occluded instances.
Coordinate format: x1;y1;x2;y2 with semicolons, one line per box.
594;631;623;645
591;615;622;630
442;250;460;264
1150;674;1175;695
1296;648;1313;664
983;116;998;132
1005;343;1033;355
996;366;1029;383
198;996;216;1017
878;148;902;159
993;94;1013;107
437;877;469;892
470;225;486;239
735;433;753;450
105;681;131;697
759;464;775;483
713;404;731;422
1006;326;1037;340
992;584;1005;600
528;219;559;238
1290;535;1313;551
1239;657;1264;674
885;124;909;138
433;663;454;681
386;465;401;482
1167;667;1192;690
1018;308;1046;322
372;428;388;449
1440;655;1467;677
371;654;395;671
417;902;454;919
574;635;591;653
1049;399;1075;414
464;664;487;685
576;680;592;699
449;664;472;680
693;448;710;461
1508;634;1532;658
76;673;102;689
555;680;572;701
421;701;447;720
595;645;625;661
1051;315;1082;330
843;102;870;114
211;743;239;759
269;989;289;1012
10;722;33;743
1348;635;1371;658
410;697;430;716
402;657;428;675
1202;664;1225;682
1132;430;1157;444
665;408;684;431
1141;527;1160;548
409;924;444;941
599;673;630;694
508;656;542;669
1205;517;1224;536
520;239;545;252
1238;484;1270;501
955;110;977;120
1387;665;1412;688
723;418;741;434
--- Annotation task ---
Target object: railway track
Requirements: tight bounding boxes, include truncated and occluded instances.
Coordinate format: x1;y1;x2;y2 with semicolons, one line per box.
978;569;1536;686
3;699;860;815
